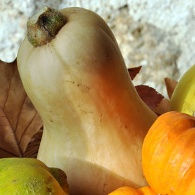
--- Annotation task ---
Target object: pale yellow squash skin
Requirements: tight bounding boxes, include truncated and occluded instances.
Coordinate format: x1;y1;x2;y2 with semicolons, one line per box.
170;65;195;116
0;158;68;195
17;7;157;195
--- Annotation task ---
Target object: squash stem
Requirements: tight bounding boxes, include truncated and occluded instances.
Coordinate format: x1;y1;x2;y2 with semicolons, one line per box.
27;7;66;47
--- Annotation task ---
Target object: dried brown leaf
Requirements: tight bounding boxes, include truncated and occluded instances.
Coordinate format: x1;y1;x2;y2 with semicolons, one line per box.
135;85;170;115
154;98;171;115
164;77;178;99
0;60;43;158
23;128;43;158
128;66;142;80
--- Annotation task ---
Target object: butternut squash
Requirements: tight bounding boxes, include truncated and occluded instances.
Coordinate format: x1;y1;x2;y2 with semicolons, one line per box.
17;7;157;195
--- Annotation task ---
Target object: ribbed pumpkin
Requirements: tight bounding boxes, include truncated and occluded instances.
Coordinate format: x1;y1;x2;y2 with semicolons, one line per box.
142;111;195;195
108;186;156;195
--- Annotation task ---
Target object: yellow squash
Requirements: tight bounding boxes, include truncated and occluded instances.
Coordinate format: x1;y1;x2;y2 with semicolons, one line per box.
171;65;195;116
0;158;68;195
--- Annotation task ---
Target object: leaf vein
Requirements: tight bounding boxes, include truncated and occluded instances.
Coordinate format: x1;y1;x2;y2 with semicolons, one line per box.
19;110;38;145
2;66;16;112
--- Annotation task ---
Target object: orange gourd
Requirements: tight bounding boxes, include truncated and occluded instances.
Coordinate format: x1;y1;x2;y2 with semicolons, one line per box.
108;186;156;195
142;111;195;195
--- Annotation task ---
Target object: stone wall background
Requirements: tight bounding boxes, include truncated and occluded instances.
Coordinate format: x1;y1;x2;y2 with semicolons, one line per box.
0;0;194;96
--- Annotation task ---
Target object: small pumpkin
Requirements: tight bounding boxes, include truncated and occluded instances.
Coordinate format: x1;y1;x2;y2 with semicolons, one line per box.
142;111;195;195
108;186;156;195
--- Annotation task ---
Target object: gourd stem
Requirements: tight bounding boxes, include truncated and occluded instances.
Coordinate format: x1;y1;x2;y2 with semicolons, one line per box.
27;7;66;47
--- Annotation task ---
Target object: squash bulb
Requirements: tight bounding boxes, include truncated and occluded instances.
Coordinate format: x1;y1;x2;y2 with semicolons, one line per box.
17;7;157;195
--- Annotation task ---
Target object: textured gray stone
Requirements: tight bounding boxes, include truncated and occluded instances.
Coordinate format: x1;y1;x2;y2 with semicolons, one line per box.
128;0;195;77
